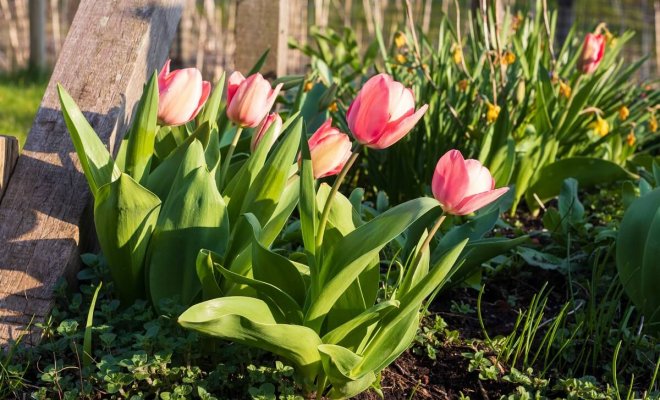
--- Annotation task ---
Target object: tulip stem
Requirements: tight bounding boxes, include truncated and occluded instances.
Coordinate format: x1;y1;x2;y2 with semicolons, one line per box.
218;126;243;190
315;146;361;251
410;214;447;270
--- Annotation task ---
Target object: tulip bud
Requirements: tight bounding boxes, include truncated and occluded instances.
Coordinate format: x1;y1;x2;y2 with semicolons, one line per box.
226;71;283;128
626;131;636;147
250;113;283;153
578;33;605;74
432;150;509;216
157;59;211;126
308;119;352;179
346;73;428;150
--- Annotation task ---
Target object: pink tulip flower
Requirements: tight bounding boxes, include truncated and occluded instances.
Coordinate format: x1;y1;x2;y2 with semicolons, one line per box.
308;119;352;179
157;59;211;126
346;73;428;149
578;33;605;74
250;113;283;152
432;150;509;216
226;71;282;128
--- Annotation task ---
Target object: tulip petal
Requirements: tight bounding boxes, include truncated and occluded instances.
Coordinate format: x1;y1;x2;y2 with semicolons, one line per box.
348;74;392;145
158;59;171;89
371;104;428;149
158;68;203;126
451;187;509;216
432;149;470;211
189;80;212;121
227;71;245;106
388;83;415;121
309;119;336;147
463;159;495;197
310;133;352;179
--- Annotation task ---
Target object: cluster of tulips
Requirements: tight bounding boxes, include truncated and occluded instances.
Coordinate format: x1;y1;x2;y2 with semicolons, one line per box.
157;60;508;216
59;55;517;398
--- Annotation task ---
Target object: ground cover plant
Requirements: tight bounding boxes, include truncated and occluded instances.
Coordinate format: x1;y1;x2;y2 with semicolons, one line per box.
1;1;660;399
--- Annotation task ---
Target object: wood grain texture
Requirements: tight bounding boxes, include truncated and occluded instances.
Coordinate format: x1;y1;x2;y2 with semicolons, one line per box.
0;0;184;346
234;0;289;78
0;135;19;200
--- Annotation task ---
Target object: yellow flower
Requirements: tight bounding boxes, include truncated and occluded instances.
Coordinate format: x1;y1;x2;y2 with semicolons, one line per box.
486;102;501;124
650;114;658;133
457;79;469;92
590;116;609;137
394;31;407;49
452;45;463;65
502;51;516;65
559;81;572;99
304;81;314;92
328;101;338;113
626;131;636;146
395;53;407;64
618;106;629;121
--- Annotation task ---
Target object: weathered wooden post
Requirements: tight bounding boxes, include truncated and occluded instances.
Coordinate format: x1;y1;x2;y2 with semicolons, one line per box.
0;0;185;346
0;135;18;200
234;0;289;78
28;0;46;71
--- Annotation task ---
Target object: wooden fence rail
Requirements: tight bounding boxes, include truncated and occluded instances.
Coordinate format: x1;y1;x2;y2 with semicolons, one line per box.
0;135;18;200
0;0;290;347
0;0;186;345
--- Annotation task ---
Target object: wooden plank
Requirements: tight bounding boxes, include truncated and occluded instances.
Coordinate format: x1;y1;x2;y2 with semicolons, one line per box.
0;135;19;200
0;0;185;346
234;0;289;78
29;0;46;70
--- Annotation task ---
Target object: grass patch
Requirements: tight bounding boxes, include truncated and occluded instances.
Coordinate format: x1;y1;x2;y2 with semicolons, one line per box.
0;69;49;148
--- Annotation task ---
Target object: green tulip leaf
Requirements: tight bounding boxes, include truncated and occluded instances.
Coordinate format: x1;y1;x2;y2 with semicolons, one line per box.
94;173;161;305
58;84;121;195
124;72;159;185
147;142;229;308
617;187;660;328
178;296;323;384
304;197;439;331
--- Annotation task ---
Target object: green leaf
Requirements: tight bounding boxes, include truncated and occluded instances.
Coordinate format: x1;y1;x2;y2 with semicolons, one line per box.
124;72;159;185
58;84;121;195
248;49;271;76
214;257;303;324
247;214;307;307
146;124;212;200
318;344;376;399
147;142;229;308
321;300;399;349
356;240;467;375
226;118;302;263
299;122;317;258
526;157;636;212
617;187;660;327
83;282;102;371
178;296;323;384
196;250;223;300
304;198;439;331
198;72;225;126
94;173;161;305
558;178;584;231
